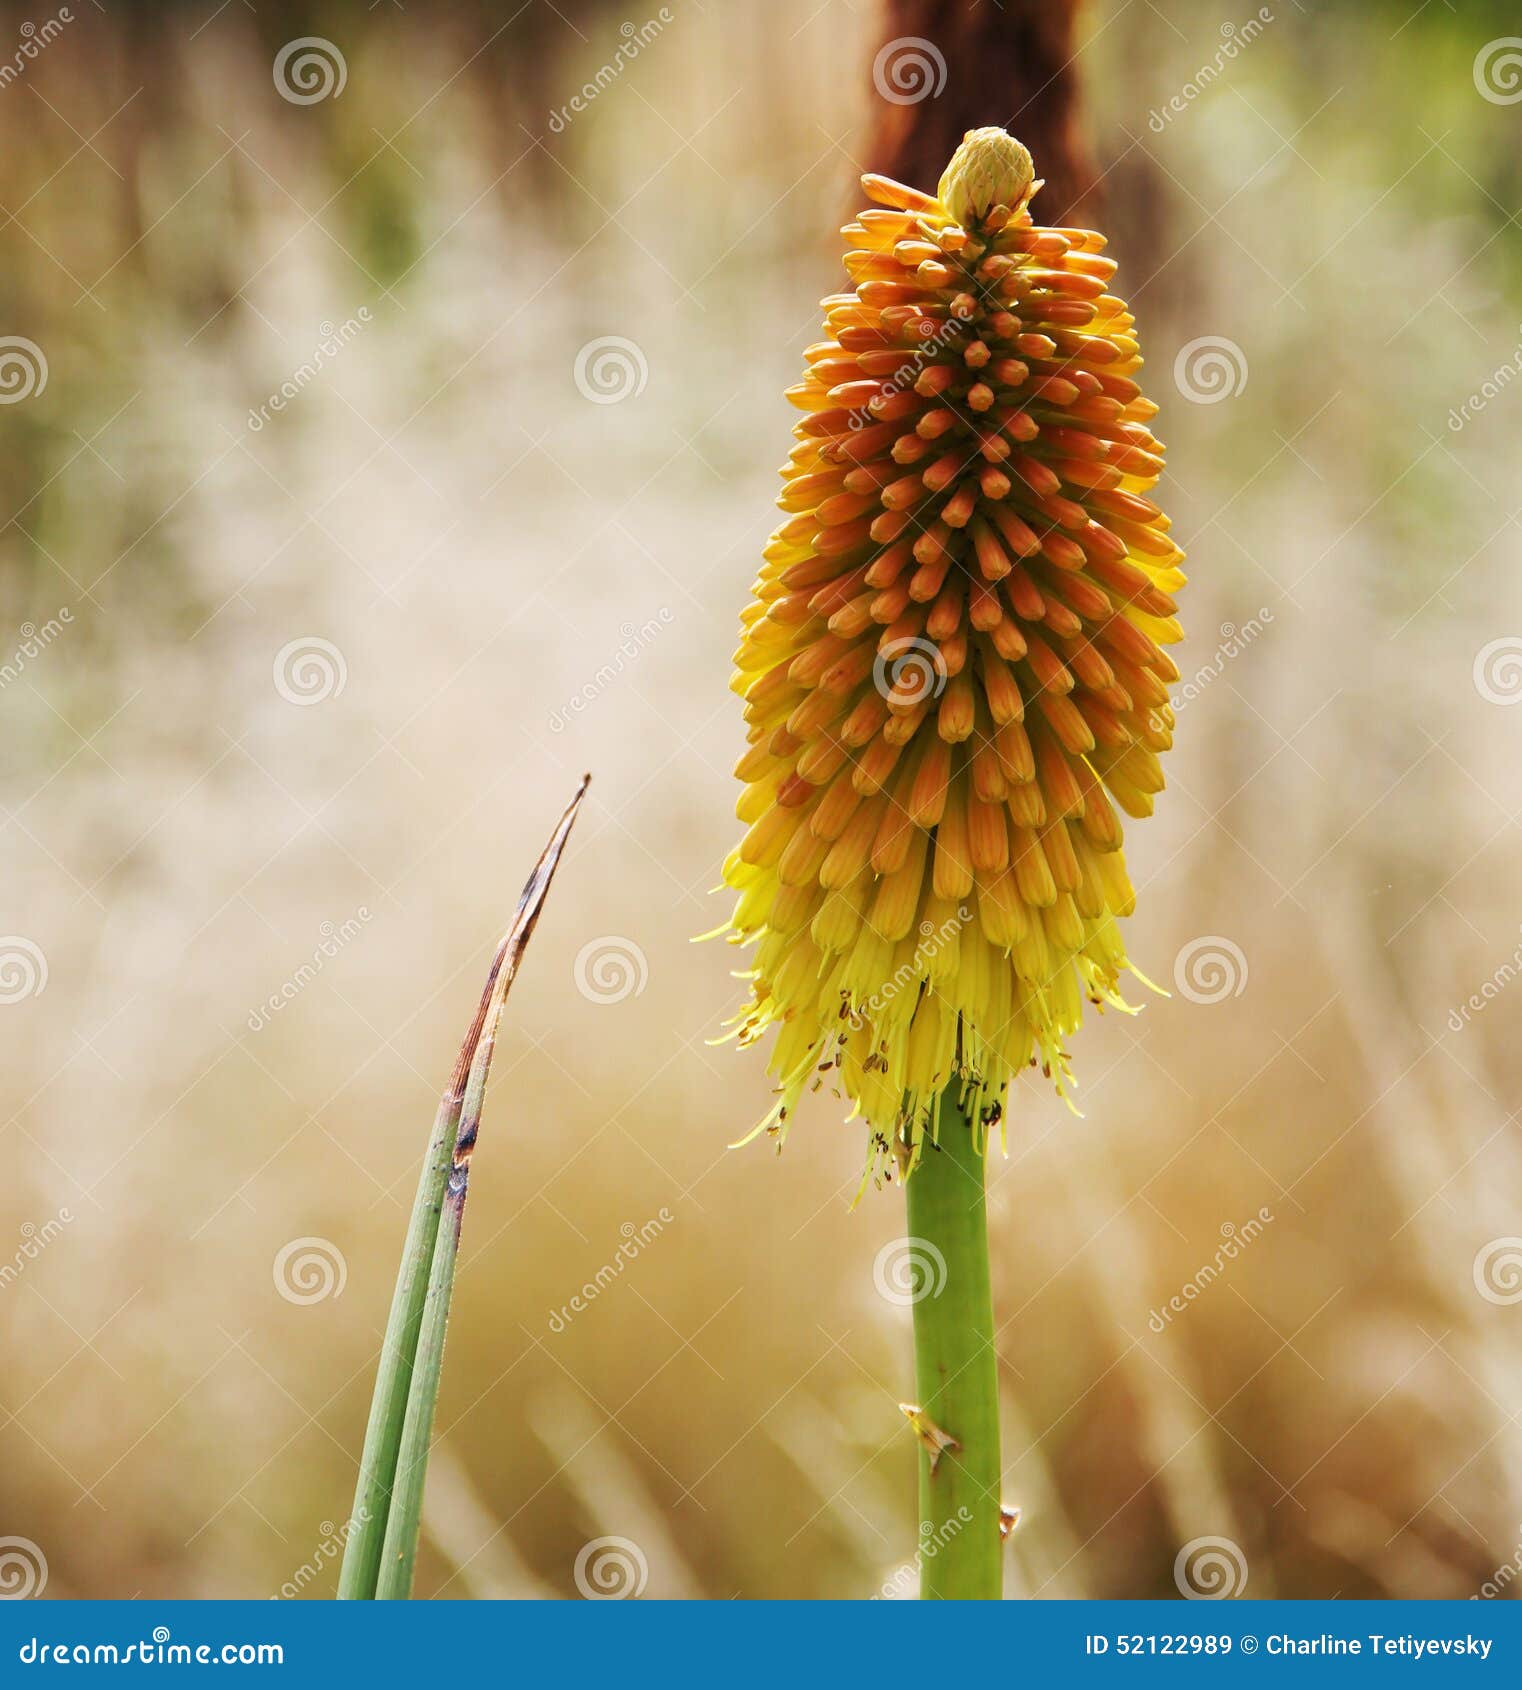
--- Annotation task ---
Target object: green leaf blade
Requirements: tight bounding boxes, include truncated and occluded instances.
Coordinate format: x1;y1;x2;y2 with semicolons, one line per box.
337;775;590;1599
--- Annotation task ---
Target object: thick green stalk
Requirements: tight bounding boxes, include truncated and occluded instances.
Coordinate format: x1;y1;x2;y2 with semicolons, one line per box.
904;1085;1002;1599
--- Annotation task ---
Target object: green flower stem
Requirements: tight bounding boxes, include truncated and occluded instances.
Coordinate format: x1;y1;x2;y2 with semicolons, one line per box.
904;1085;1002;1599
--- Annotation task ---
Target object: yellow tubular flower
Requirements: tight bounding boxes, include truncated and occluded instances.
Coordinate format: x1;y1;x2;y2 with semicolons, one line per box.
720;128;1185;1184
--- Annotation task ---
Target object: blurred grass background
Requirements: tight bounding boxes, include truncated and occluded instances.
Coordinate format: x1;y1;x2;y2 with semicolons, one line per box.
3;0;1522;1600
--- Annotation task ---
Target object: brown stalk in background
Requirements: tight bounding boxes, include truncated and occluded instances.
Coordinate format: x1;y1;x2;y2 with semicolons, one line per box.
867;0;1100;224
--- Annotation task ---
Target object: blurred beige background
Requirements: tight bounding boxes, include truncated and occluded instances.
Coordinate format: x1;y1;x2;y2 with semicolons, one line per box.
3;0;1522;1601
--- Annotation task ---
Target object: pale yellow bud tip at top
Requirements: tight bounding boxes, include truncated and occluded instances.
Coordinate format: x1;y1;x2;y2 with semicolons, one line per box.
937;128;1036;226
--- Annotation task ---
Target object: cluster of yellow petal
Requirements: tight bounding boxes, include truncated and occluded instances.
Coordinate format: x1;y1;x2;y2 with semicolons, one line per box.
719;131;1185;1182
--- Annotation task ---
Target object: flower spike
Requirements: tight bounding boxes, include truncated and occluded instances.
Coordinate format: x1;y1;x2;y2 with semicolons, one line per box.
720;128;1185;1184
